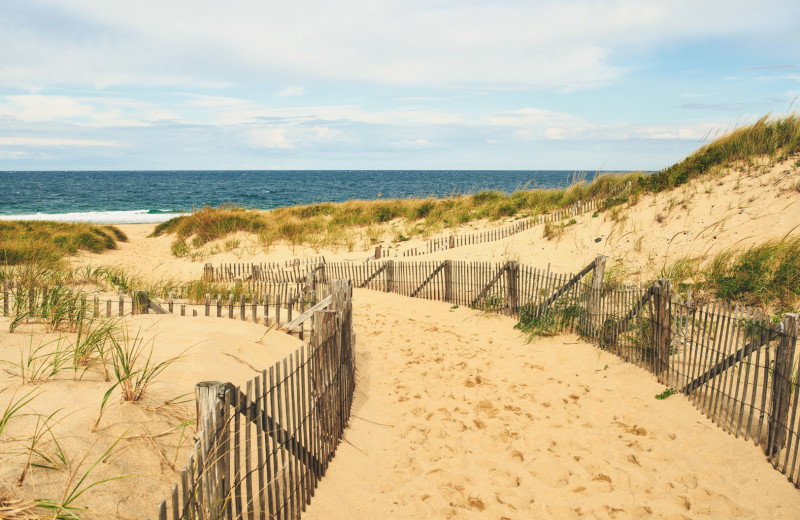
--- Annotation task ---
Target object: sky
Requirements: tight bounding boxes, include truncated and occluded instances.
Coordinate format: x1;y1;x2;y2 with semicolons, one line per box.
0;0;799;171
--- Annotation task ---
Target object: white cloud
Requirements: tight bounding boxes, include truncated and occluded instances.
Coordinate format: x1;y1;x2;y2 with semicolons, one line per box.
249;128;293;149
0;136;119;146
3;0;796;90
277;86;304;97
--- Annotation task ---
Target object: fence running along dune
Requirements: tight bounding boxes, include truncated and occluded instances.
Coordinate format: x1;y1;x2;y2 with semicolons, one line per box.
154;279;354;520
1;276;357;520
211;256;800;488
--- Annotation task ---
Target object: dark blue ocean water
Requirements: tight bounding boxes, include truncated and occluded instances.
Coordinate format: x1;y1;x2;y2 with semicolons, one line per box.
0;170;598;223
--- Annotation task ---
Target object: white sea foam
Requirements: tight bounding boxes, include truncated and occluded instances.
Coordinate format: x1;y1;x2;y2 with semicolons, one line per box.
0;210;185;224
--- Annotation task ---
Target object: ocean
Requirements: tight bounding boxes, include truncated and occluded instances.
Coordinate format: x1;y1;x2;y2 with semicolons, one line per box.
0;170;597;224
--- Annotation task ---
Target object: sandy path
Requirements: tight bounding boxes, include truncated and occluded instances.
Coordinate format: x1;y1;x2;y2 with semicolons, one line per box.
302;289;798;520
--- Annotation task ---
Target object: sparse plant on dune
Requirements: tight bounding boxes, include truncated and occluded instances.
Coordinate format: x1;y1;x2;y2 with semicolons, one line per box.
34;433;132;520
0;387;39;440
94;327;184;432
7;336;73;385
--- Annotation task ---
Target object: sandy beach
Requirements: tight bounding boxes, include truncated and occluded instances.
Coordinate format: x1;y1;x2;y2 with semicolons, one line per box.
2;156;800;519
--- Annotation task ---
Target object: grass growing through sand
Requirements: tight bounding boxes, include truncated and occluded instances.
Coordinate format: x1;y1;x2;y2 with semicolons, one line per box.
658;235;800;313
0;221;127;267
152;172;639;255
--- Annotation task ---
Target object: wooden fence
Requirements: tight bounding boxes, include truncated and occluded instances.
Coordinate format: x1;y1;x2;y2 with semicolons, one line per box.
153;279;354;520
1;279;327;338
233;254;800;489
576;279;800;487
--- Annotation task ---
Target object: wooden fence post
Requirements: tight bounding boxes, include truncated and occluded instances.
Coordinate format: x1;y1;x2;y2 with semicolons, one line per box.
449;235;455;249
331;279;353;354
386;260;394;293
119;290;125;317
205;294;210;317
168;292;174;314
768;313;798;459
444;260;453;303
656;278;672;384
505;261;518;313
588;255;607;339
133;291;149;315
374;246;381;260
203;263;214;280
196;381;228;518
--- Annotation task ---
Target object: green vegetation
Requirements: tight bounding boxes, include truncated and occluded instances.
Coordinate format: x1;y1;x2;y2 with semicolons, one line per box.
641;113;800;193
702;236;800;310
152;173;640;255
0;221;127;266
655;388;676;400
515;302;583;340
657;236;800;313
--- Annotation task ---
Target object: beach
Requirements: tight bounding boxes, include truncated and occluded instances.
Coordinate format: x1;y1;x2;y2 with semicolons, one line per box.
1;154;800;519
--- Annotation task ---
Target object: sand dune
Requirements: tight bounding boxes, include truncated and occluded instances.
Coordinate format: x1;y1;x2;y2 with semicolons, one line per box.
302;290;798;519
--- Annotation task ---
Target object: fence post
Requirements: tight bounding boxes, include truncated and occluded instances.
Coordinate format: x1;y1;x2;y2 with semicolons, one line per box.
203;263;214;281
768;313;798;459
444;260;453;303
331;278;353;355
386;260;394;293
133;291;149;315
656;278;672;384
196;381;228;519
588;256;607;339
505;261;519;314
374;246;381;260
449;235;455;249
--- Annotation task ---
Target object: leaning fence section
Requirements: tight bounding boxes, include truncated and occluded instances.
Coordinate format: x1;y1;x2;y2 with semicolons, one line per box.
575;273;800;488
154;279;354;520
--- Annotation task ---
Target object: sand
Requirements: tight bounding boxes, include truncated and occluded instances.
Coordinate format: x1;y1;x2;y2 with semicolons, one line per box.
300;290;798;520
3;156;800;518
0;314;302;518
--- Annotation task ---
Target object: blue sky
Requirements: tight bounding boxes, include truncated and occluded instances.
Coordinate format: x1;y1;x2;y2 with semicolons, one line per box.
1;0;798;171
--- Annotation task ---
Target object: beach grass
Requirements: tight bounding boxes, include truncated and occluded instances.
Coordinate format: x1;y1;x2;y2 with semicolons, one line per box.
0;221;127;267
641;113;800;193
152;172;641;254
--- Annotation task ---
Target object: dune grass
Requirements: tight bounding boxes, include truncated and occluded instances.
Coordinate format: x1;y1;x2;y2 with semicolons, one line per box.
152;172;640;255
701;236;800;310
0;221;127;267
641;113;800;193
655;236;800;313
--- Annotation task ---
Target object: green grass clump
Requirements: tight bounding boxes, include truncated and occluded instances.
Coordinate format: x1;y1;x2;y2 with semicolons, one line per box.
0;221;127;266
515;302;583;340
701;236;800;310
641;113;800;193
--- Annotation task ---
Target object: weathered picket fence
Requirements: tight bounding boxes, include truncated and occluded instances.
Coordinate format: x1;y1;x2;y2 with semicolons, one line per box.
153;279;354;520
1;279;325;337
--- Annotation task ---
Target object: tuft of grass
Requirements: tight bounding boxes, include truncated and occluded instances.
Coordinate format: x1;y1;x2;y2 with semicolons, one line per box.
655;388;676;400
515;302;583;340
34;433;132;520
641;113;800;193
701;236;800;309
9;336;73;384
0;387;39;438
0;221;127;267
94;327;183;431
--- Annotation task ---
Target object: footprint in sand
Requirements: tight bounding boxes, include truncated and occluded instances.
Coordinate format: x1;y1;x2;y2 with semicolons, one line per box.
591;473;614;493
